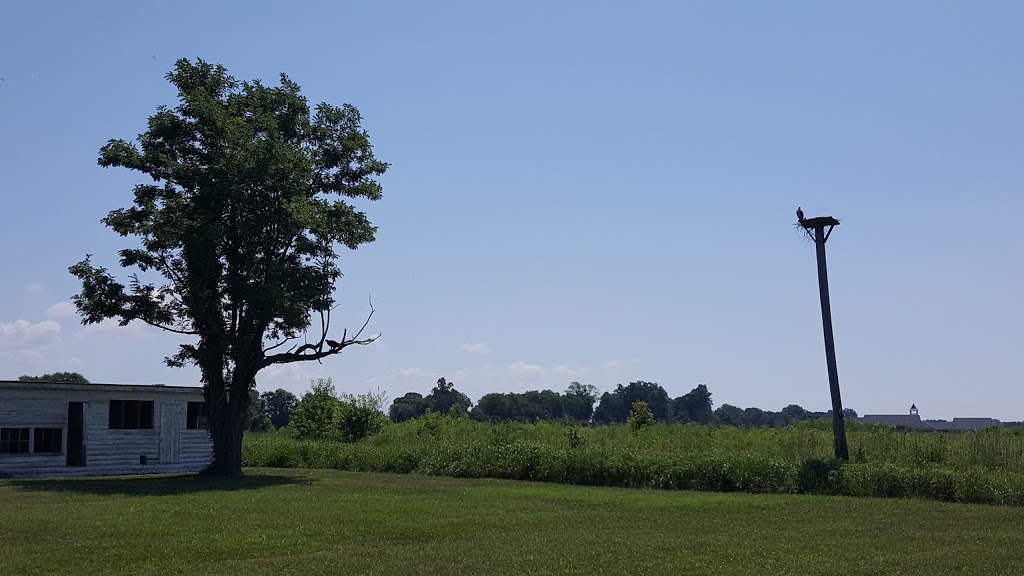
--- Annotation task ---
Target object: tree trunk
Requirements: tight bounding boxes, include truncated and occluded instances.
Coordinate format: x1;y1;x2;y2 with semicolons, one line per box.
200;351;251;476
199;332;262;476
206;411;245;476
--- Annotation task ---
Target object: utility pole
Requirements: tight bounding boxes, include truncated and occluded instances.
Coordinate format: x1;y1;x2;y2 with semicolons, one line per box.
797;209;849;461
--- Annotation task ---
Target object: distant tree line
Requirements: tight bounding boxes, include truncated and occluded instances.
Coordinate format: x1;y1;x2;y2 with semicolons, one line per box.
386;379;855;428
17;372;90;383
235;376;866;432
16;370;861;431
714;403;858;428
470;382;599;423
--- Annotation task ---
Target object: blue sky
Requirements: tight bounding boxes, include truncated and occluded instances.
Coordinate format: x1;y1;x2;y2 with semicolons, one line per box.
1;2;1021;420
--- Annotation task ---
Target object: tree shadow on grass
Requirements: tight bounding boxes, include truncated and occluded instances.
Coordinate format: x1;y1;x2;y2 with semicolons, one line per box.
7;472;317;497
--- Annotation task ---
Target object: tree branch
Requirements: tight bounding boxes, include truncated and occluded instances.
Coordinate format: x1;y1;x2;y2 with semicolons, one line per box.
259;299;377;367
138;317;201;336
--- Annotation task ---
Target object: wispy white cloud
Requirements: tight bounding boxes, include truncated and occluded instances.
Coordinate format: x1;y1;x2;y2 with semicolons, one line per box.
552;365;578;377
25;283;43;293
0;319;63;366
46;301;77;319
0;319;62;347
460;342;491;354
398;367;432;379
506;361;545;380
362;366;437;388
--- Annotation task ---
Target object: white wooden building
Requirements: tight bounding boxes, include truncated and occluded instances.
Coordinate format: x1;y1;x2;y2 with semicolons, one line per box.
0;380;213;478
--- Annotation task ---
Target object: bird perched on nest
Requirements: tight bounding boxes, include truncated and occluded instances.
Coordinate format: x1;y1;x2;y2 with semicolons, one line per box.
796;207;804;222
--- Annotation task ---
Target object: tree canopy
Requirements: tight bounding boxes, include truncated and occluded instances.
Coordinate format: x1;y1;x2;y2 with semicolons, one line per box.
387;378;473;421
261;389;299;429
17;372;90;383
69;58;388;475
426;378;472;416
593;382;671;424
469;383;598;423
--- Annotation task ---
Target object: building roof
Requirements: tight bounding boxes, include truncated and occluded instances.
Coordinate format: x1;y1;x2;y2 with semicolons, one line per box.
0;380;203;395
861;414;922;427
951;418;1000;431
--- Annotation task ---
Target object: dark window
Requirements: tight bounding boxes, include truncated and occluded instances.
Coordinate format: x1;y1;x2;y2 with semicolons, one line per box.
0;428;30;454
186;402;208;429
33;428;63;453
108;400;155;429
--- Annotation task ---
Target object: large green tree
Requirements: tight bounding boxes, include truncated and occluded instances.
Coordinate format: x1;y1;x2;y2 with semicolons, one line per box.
70;59;388;475
563;381;598;422
389;392;430;423
673;384;714;425
425;378;472;415
260;388;299;429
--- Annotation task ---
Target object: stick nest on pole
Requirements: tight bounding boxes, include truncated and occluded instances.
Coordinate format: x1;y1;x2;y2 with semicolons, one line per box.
796;215;840;242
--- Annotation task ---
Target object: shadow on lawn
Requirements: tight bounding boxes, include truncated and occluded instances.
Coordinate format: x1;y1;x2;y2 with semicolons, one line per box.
9;472;316;496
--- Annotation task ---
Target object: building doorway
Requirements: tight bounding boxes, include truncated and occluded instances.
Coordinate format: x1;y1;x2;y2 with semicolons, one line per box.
66;402;86;466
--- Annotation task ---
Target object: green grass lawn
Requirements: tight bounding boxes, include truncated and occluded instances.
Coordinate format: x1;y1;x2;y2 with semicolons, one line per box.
2;469;1023;575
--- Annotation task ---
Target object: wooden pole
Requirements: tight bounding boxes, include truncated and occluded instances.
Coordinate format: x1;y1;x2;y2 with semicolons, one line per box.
811;221;849;461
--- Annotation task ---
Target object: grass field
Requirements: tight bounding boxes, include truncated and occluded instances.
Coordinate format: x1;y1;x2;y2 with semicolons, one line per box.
2;468;1023;575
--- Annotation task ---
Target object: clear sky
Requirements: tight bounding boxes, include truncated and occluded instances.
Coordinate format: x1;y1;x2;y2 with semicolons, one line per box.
1;2;1021;420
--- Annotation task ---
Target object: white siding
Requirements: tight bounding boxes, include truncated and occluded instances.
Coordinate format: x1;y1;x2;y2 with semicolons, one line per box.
0;392;71;427
0;383;213;478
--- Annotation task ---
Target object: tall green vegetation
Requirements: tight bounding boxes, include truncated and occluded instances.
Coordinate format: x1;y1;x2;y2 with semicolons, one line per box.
244;418;1024;506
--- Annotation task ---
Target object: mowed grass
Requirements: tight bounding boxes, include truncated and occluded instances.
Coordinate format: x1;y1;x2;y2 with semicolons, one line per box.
2;469;1023;576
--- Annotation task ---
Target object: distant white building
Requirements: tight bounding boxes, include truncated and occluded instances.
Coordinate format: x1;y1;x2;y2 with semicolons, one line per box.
860;404;1000;432
0;380;212;478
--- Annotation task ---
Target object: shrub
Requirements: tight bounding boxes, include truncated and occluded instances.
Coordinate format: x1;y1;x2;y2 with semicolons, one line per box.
797;458;843;493
337;390;390;442
290;378;343;441
627;400;655;431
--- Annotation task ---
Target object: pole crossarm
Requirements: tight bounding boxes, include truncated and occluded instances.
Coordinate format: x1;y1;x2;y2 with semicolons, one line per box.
798;216;840;243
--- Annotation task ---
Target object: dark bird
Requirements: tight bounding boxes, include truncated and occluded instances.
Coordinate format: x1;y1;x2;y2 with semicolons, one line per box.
326;339;343;350
796;207;804;222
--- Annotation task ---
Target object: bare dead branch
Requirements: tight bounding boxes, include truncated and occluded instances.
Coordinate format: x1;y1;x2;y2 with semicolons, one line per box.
259;297;379;368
